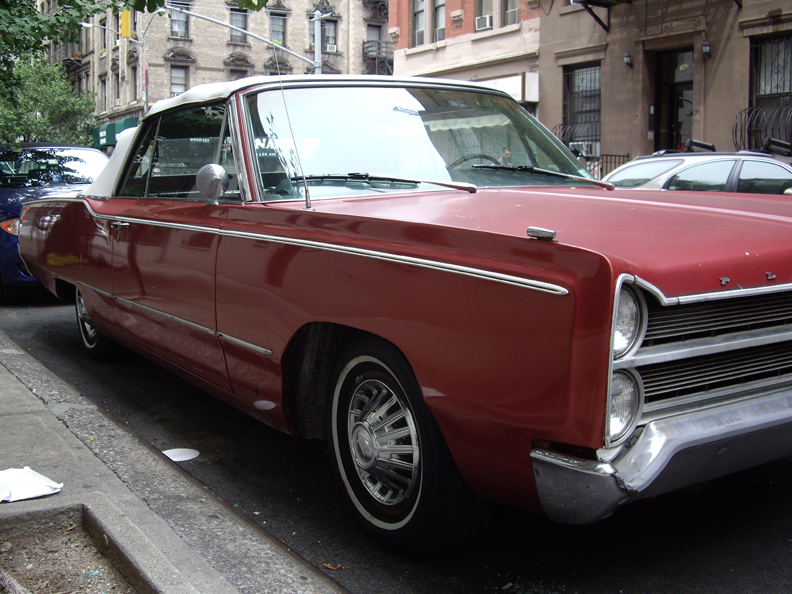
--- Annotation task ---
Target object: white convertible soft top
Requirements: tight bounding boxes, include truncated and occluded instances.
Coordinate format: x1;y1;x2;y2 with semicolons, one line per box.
144;74;497;119
80;126;138;199
79;74;503;200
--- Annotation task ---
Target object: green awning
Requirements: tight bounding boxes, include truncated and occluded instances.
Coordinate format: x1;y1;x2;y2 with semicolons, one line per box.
93;123;116;148
115;117;138;135
91;117;138;149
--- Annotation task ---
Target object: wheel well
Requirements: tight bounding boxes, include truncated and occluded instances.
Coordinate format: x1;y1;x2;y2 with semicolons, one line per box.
53;279;76;302
282;323;406;440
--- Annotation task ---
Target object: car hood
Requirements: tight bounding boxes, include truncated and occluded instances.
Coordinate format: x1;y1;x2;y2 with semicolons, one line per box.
299;185;792;299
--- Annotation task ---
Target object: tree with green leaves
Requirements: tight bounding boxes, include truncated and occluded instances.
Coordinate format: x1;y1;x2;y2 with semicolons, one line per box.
0;54;98;145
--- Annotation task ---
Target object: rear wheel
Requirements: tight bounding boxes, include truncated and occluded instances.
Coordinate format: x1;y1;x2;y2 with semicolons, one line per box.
75;288;117;361
328;338;491;556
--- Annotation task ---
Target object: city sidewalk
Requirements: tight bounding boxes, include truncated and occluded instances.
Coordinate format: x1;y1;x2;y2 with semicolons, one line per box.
0;329;345;594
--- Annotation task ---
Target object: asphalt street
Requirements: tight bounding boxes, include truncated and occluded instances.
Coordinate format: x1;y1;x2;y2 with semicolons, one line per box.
3;290;792;594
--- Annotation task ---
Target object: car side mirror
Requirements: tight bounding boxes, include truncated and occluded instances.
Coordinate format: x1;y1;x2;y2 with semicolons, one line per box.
196;164;230;204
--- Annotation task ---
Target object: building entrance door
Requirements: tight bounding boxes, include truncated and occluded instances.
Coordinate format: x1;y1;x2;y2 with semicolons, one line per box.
655;49;694;151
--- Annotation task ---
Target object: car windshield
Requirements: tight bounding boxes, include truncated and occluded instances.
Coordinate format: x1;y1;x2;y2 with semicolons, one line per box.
0;147;108;189
244;85;594;200
605;159;685;188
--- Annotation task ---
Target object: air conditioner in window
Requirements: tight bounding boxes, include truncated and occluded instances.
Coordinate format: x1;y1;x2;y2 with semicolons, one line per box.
325;44;337;52
569;141;596;158
475;15;492;31
114;98;120;106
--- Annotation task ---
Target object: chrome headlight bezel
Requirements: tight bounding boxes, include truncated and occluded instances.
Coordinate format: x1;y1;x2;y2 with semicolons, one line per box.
612;283;647;359
606;369;644;447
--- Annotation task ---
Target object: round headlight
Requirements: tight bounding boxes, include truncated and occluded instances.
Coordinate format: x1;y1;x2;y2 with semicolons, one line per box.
608;371;641;444
613;285;644;358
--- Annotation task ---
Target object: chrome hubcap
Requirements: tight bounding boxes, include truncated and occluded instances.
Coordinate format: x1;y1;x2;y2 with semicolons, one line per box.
346;377;420;506
77;293;97;342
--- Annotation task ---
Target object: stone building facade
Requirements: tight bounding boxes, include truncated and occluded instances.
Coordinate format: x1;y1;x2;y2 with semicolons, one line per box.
538;0;792;171
50;0;393;150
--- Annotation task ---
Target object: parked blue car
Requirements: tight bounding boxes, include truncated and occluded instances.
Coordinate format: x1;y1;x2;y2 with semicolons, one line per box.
0;143;108;299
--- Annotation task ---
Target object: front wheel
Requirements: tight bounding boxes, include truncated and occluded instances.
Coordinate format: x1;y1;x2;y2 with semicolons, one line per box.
76;288;117;361
328;338;491;556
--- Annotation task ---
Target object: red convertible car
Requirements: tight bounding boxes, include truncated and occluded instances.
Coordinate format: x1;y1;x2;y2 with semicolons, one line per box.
18;75;792;556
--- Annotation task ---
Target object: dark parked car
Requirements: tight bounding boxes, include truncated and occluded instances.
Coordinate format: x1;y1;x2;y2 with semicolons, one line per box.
0;143;108;298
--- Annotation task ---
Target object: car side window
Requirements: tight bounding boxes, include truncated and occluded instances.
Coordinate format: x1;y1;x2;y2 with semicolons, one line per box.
664;160;736;192
737;161;792;195
119;103;238;200
607;159;684;188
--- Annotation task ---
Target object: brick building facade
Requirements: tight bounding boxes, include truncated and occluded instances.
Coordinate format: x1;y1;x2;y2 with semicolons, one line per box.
388;0;541;112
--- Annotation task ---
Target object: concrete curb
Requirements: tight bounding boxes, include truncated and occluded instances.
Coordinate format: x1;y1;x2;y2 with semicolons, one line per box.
0;330;345;594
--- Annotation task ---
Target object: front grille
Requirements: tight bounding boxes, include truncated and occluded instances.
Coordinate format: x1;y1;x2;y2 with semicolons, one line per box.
641;342;792;403
632;289;792;410
644;292;792;346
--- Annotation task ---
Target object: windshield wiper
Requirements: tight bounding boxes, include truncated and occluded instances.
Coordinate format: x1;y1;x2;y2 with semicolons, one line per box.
291;173;477;193
472;164;614;190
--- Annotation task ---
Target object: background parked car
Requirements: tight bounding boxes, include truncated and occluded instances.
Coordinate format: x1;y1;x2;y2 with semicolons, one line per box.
0;143;108;299
603;148;792;194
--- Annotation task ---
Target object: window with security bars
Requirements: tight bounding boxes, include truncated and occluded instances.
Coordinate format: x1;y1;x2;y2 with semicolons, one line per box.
751;33;792;110
563;62;602;158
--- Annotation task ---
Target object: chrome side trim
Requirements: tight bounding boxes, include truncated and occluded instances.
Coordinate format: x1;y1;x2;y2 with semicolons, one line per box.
78;282;274;356
217;332;273;356
631;274;792;306
38;197;569;296
218;229;569;295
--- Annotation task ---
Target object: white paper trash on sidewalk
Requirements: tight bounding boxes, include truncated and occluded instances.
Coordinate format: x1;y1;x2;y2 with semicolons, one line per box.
0;467;63;502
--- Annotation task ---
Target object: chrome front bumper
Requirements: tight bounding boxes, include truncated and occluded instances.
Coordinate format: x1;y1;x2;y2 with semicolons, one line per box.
531;387;792;524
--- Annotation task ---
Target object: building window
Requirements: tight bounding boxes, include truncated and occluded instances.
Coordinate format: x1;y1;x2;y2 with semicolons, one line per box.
229;69;248;80
563;62;602;158
99;18;108;51
503;0;519;25
82;25;91;54
114;72;120;106
171;65;188;96
413;0;425;46
434;0;445;41
309;19;337;51
170;2;190;38
100;78;107;111
130;66;138;101
230;8;247;43
752;33;792;110
270;13;286;45
475;0;493;30
367;24;382;41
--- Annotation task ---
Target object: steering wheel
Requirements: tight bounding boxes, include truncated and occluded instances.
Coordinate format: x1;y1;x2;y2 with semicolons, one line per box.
447;154;500;169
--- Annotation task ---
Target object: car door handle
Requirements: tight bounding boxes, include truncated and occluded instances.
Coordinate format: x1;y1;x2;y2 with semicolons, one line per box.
110;221;130;230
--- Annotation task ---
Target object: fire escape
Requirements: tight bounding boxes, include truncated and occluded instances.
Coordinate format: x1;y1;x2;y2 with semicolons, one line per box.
362;0;393;75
